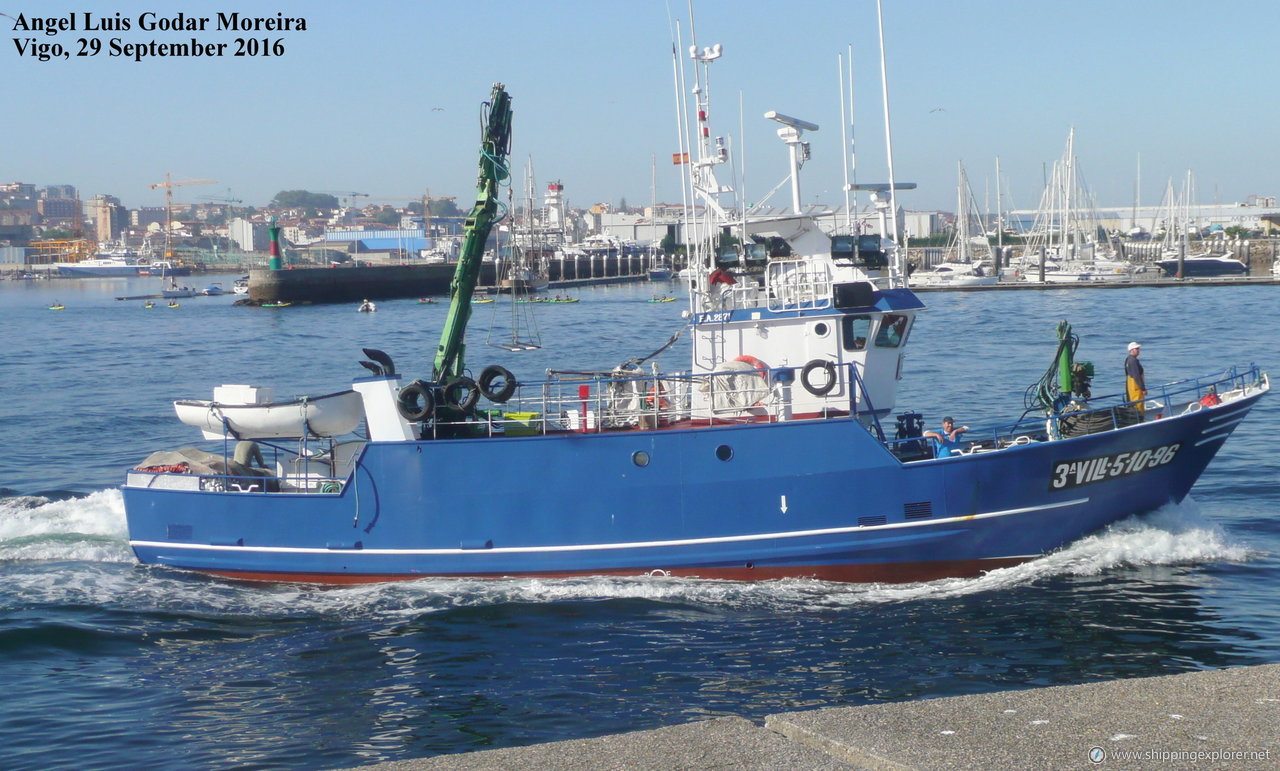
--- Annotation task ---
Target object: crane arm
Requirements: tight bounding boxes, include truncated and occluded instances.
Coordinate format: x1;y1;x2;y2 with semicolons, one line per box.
432;83;513;382
150;177;216;189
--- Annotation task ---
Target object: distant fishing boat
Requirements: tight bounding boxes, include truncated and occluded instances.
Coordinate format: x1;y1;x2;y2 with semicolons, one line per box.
161;277;197;299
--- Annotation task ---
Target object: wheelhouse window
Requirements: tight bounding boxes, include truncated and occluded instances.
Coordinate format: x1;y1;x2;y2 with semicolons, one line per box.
842;314;872;351
874;313;911;348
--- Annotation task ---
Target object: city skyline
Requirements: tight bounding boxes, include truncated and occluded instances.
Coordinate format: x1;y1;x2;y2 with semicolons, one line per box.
4;1;1276;215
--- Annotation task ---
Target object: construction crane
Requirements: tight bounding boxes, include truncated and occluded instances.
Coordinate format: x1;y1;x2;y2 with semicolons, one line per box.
201;188;243;205
314;191;370;208
150;173;215;257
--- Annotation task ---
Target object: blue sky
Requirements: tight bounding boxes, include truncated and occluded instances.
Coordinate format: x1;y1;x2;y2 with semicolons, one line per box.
4;1;1275;214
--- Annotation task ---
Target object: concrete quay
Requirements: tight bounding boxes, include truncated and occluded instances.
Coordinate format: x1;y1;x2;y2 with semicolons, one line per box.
354;664;1280;770
912;274;1280;293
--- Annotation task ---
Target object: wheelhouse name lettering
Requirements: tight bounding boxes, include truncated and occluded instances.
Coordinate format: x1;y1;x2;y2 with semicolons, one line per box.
1049;443;1182;491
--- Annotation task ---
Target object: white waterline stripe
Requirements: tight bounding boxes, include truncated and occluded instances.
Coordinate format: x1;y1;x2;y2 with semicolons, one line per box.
1207;405;1250;422
1194;430;1236;447
131;498;1089;557
1203;412;1244;430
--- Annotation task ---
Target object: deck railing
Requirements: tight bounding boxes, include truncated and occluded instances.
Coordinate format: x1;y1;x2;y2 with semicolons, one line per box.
883;364;1266;462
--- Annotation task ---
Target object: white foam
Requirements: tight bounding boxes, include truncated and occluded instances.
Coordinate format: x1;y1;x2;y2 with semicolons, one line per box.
218;498;1265;616
0;494;1257;618
278;500;1254;617
0;489;132;563
780;498;1257;609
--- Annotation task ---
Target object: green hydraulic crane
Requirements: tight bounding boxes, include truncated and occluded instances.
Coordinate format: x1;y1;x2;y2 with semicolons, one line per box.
432;83;513;385
1028;320;1094;415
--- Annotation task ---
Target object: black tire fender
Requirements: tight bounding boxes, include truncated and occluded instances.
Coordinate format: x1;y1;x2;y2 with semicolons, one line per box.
396;379;435;422
444;376;481;414
477;364;517;403
800;359;838;397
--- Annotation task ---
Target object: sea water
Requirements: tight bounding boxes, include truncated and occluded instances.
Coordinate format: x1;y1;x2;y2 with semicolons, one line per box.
2;276;1277;769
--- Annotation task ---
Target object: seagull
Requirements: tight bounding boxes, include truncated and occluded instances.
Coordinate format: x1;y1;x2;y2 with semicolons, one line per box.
929;107;946;113
431;107;445;112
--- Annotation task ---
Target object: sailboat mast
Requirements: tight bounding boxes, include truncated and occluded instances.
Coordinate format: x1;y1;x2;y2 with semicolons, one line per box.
875;0;901;248
956;161;967;262
995;156;1004;251
1132;152;1141;233
838;48;855;233
1063;129;1075;256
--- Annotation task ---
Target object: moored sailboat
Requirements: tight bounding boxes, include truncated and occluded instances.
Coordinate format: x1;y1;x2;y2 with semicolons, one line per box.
911;161;997;288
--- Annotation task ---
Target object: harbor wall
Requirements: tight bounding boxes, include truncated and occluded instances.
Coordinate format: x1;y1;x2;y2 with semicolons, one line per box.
547;254;648;280
247;264;464;304
247;255;653;304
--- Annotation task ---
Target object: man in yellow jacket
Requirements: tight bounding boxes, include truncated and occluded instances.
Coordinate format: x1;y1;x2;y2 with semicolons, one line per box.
1125;341;1146;414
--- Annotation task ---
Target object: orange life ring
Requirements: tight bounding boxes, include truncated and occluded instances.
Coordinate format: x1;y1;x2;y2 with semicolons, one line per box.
732;355;769;378
645;383;670;410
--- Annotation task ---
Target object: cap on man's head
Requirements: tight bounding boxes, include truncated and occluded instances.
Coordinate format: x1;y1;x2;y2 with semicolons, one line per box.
943;416;954;423
1127;341;1141;351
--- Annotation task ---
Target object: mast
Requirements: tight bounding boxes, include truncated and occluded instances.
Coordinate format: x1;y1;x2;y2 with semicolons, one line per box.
955;161;968;262
839;46;856;233
1063;128;1075;257
432;83;513;383
876;0;900;248
1132;153;1141;234
995;156;1004;252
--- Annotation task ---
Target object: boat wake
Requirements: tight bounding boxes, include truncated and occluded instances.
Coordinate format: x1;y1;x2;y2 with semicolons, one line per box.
802;500;1258;609
0;489;132;563
0;490;1260;617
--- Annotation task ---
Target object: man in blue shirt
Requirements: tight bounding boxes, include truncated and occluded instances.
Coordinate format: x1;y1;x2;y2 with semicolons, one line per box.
924;416;969;458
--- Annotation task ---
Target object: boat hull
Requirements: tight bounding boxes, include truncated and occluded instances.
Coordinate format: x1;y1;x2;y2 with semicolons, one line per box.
56;264;141;277
1157;258;1248;277
124;391;1263;583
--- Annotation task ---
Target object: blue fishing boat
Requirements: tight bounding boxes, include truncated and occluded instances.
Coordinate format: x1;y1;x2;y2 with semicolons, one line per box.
122;47;1268;585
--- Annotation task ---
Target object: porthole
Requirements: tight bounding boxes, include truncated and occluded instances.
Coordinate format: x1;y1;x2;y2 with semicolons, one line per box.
632;451;650;467
716;444;733;461
813;322;830;337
